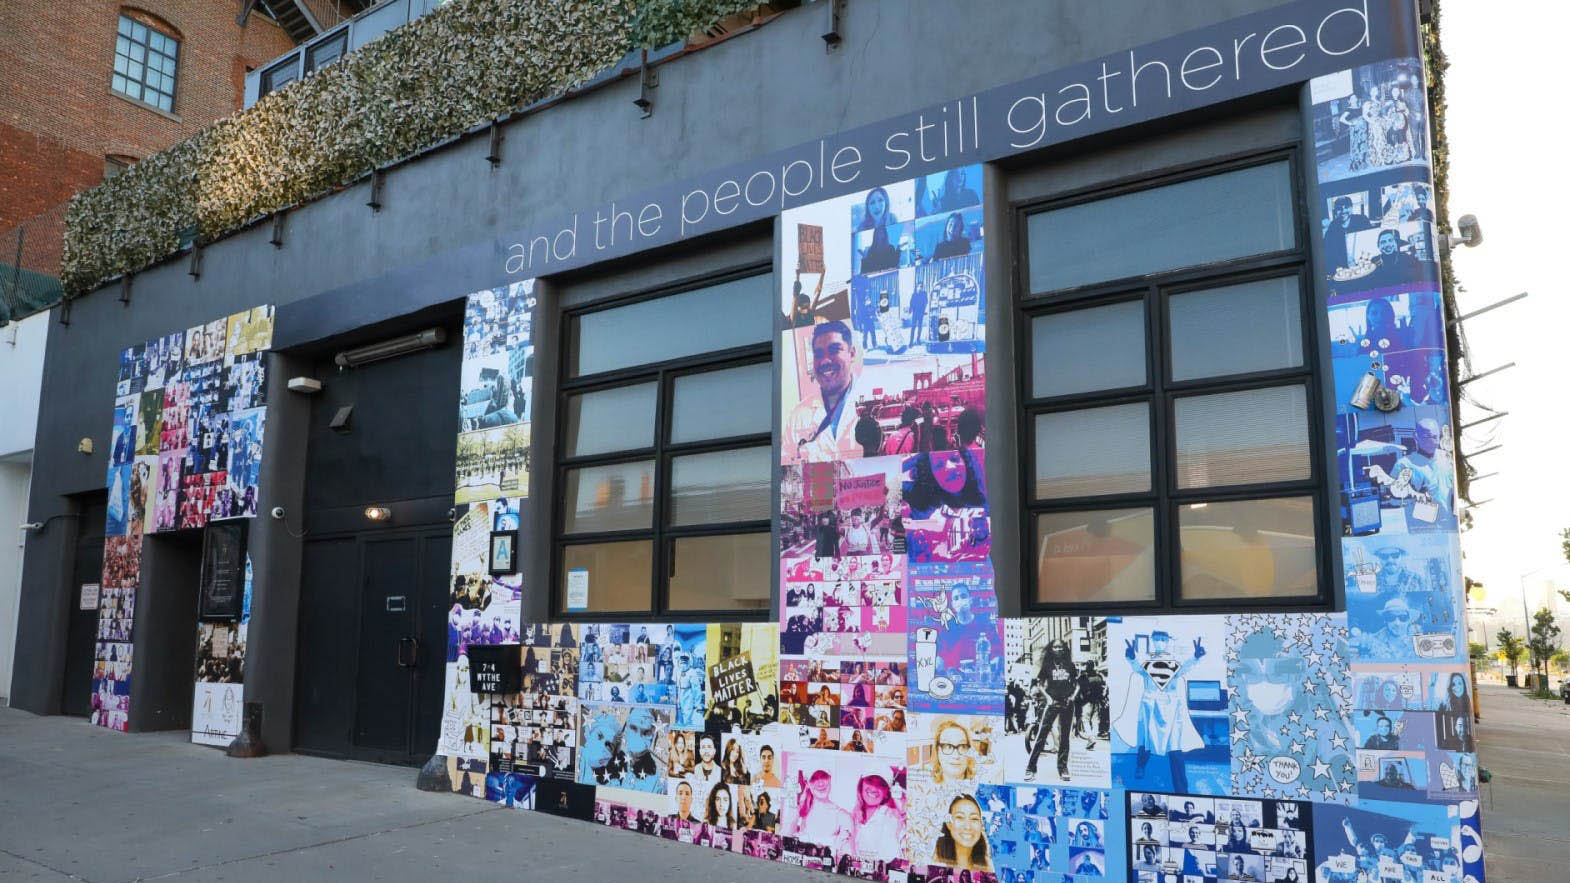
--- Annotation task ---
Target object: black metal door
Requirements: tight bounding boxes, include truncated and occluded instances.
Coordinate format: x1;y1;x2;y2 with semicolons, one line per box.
293;537;359;755
62;496;107;717
353;536;420;762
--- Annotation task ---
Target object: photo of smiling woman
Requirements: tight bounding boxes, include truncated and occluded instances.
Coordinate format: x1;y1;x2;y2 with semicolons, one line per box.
902;447;990;563
849;772;906;862
932;794;991;872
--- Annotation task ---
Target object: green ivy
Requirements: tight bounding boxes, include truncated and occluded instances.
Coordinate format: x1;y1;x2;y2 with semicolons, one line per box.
62;0;775;296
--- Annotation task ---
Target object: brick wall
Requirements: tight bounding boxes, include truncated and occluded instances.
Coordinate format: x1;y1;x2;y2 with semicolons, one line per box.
0;1;298;230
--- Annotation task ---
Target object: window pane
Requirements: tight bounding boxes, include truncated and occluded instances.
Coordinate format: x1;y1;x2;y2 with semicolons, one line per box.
114;55;128;74
1173;386;1310;489
670;446;771;525
563;461;654;533
1032;300;1145;397
156;95;172;112
129;43;145;62
131;22;147;42
1027;162;1296;293
571;274;771;376
1035;508;1156;604
565;382;656;457
668;533;772;611
560;540;652;612
1169;277;1303;381
112;75;127;94
1034;403;1150;498
1178;496;1317;599
117;36;130;55
671;362;770;442
118;16;132;36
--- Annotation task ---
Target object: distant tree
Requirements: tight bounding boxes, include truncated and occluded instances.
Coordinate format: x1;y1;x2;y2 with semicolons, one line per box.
1497;628;1526;680
1529;607;1562;683
1468;641;1488;661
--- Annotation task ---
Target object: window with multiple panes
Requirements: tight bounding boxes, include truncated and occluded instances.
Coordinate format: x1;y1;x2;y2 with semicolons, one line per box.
113;15;179;112
305;30;348;74
1018;154;1327;612
554;270;775;618
259;57;299;98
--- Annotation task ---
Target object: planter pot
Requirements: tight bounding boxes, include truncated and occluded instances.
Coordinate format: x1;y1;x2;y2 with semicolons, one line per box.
1506;675;1519;687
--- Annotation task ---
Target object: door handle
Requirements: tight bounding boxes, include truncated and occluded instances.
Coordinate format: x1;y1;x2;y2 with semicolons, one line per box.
397;636;417;668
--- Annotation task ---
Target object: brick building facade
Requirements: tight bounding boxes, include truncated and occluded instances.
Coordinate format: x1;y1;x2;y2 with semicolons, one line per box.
0;2;299;231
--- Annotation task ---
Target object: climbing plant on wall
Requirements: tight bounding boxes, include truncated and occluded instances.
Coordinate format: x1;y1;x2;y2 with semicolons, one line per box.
61;0;770;296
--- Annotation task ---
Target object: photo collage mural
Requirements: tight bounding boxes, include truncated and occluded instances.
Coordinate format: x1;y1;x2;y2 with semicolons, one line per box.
96;306;274;736
427;57;1479;883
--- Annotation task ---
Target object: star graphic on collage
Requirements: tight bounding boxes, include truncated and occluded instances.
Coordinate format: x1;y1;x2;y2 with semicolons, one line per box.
1287;710;1303;725
1302;679;1318;695
1297;784;1312;798
1306;650;1323;667
1330;652;1344;667
1239;747;1263;772
1272;625;1289;641
1293;629;1312;648
1302;726;1318;742
1314;706;1332;721
1289;740;1305;755
1234;727;1251;747
1311;758;1333;780
1343;762;1358;777
1330;732;1348;751
1226;648;1240;664
1280;724;1293;738
1233;707;1251;725
1263;787;1278;799
1339;779;1355;792
1327;681;1348;699
1323;786;1339;802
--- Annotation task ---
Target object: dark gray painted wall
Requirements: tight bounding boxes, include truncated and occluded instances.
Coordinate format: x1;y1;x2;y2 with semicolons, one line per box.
10;0;1289;720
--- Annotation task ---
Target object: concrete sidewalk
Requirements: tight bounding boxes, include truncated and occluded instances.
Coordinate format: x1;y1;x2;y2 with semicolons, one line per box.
0;707;825;883
1474;682;1570;883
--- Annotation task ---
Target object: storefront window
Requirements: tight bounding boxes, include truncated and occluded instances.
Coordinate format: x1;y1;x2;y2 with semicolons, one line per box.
555;270;773;617
1020;156;1325;611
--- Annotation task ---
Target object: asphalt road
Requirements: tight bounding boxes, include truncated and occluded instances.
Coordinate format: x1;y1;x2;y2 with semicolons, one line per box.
0;707;828;883
1474;682;1570;883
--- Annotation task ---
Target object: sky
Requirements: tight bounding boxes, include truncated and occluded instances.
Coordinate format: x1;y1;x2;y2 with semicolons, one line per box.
1442;1;1570;640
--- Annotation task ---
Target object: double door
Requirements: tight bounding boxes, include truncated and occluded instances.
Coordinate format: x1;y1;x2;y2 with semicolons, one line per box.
295;527;451;765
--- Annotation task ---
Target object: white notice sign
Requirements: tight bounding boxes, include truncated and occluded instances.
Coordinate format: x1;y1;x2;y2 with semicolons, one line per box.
566;568;588;611
80;583;100;611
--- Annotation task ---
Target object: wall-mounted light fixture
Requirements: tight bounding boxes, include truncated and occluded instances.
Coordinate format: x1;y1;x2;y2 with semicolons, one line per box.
364;506;392;522
334;328;446;369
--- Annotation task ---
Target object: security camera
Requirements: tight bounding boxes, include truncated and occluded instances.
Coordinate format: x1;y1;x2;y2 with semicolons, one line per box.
1442;214;1483;254
271;506;287;520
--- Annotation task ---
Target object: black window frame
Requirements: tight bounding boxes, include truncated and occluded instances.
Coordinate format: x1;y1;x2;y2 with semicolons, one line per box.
305;29;349;74
551;264;774;622
258;55;300;98
1014;146;1333;615
112;14;180;113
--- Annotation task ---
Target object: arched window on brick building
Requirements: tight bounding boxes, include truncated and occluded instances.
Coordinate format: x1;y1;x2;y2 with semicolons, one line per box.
112;11;181;113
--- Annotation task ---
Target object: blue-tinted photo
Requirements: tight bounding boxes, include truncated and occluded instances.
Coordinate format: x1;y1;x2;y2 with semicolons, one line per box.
912;208;982;263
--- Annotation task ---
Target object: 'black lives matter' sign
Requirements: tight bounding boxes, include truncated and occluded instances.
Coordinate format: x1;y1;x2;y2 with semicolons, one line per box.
469;644;522;695
710;653;759;705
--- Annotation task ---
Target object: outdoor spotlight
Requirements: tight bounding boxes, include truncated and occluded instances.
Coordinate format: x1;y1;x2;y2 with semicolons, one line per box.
364;506;392;522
